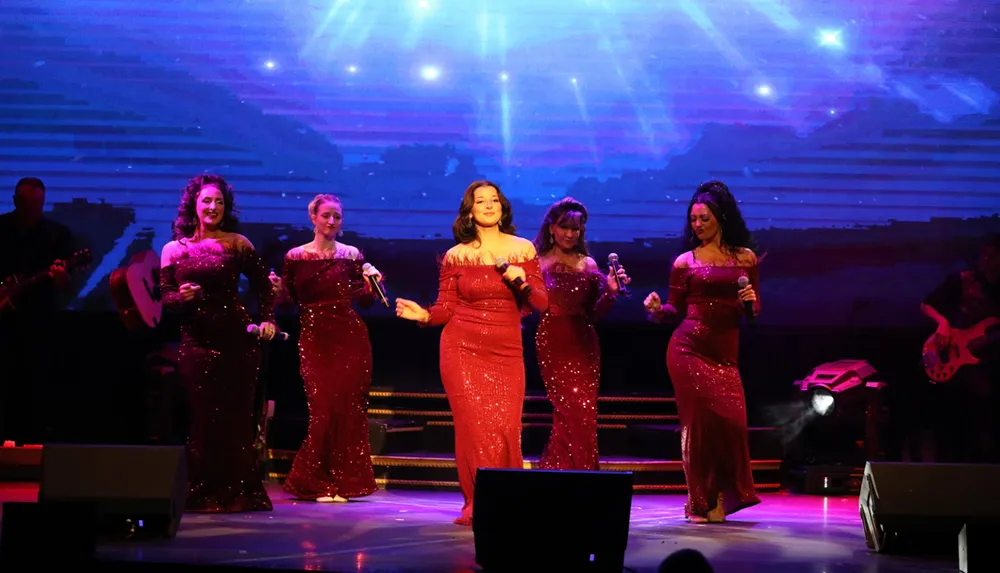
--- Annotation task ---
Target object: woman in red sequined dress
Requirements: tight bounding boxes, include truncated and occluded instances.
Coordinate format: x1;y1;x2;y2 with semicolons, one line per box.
270;194;380;503
159;174;278;513
395;181;548;526
643;180;761;523
532;198;629;470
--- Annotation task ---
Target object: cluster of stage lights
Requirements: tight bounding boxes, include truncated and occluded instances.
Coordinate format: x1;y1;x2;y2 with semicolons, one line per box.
261;24;845;106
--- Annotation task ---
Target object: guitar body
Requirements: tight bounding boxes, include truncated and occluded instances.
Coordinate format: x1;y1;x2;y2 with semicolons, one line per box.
110;250;163;331
922;317;1000;383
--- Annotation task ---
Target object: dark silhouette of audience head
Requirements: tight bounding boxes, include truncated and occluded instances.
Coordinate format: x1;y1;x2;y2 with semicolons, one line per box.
658;548;714;573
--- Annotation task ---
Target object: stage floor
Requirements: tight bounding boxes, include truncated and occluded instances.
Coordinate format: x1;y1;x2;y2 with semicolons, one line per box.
0;482;957;572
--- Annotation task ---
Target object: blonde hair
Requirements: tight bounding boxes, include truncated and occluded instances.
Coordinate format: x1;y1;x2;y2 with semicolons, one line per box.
308;193;342;217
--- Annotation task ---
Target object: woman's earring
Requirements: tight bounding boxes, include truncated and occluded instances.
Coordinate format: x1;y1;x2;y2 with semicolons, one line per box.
337;229;344;237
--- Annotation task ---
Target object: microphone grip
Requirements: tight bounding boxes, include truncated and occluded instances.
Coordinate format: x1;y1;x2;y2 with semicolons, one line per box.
368;275;389;307
608;260;627;294
496;261;531;294
247;324;290;341
737;276;755;325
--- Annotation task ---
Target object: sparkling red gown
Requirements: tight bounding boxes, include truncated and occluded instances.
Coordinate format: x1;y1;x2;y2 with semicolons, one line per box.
280;252;378;500
159;241;275;513
665;263;761;519
536;265;617;470
424;256;548;525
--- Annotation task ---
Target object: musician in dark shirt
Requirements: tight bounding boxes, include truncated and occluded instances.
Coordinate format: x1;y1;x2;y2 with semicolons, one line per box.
0;177;76;444
919;233;1000;463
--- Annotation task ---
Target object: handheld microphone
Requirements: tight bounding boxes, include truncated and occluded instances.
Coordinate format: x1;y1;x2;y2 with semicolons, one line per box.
362;263;389;308
607;253;627;294
737;275;755;325
495;258;531;293
247;324;290;341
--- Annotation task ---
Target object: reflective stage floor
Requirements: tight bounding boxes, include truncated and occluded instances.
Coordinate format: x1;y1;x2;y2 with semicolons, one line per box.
0;482;960;572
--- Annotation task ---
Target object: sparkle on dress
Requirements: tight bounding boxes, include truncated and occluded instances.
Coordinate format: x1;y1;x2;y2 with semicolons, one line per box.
536;263;617;471
159;239;275;513
422;254;548;525
279;249;378;500
664;262;761;519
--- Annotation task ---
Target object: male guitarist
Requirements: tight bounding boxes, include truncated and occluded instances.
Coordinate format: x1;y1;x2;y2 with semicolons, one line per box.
919;233;1000;463
0;177;76;444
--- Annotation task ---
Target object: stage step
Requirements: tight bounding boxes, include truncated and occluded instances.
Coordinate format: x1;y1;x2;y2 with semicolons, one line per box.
266;450;783;493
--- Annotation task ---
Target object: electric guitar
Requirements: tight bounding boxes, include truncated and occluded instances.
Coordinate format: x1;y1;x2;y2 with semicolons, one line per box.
109;250;162;331
922;317;1000;383
0;249;93;319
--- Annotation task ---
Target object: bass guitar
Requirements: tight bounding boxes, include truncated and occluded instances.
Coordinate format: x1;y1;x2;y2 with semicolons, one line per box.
109;250;162;331
922;317;1000;383
0;249;93;319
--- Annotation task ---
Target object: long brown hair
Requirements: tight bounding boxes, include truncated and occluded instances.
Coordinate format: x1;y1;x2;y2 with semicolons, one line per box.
451;180;516;244
533;197;590;256
171;174;240;240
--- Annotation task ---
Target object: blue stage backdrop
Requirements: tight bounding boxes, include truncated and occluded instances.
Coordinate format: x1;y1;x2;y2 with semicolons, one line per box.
2;0;998;326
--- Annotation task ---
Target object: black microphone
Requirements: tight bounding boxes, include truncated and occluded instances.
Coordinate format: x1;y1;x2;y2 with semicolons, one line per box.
362;263;389;308
495;258;531;293
607;252;627;295
247;324;290;341
737;275;755;325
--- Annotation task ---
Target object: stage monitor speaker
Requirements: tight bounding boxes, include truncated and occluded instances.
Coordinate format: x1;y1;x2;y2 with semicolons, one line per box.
473;468;633;573
38;444;188;539
860;461;1000;562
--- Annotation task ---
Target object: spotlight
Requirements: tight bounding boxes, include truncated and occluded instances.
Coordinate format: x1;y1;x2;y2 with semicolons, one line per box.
785;360;888;494
808;386;835;416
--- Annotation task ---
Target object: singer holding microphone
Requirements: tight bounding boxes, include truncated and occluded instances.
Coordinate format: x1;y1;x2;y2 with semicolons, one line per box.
643;179;760;524
532;197;629;470
269;193;380;503
159;174;277;513
395;180;547;526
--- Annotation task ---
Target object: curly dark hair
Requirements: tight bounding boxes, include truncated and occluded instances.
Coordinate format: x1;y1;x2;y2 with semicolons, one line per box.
171;174;240;240
533;197;589;256
452;180;516;244
682;179;757;253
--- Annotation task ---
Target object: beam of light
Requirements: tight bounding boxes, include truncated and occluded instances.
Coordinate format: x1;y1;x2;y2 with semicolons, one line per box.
592;2;666;157
571;78;601;167
500;80;512;168
745;0;801;32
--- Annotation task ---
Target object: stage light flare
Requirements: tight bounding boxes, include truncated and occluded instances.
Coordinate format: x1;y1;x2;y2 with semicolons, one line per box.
817;29;843;49
420;65;440;80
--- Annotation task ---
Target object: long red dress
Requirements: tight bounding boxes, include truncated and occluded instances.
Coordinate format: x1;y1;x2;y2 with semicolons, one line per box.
665;263;761;519
280;251;378;500
159;240;275;513
536;264;616;470
424;256;548;525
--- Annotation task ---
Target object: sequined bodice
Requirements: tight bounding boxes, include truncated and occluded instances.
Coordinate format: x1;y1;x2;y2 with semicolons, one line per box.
448;263;530;326
284;256;366;306
677;265;753;329
542;267;604;318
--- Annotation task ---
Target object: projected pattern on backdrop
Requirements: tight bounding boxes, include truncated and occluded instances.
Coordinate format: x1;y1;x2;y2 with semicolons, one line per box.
1;0;998;324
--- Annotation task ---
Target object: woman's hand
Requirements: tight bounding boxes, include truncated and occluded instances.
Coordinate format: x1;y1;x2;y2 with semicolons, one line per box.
395;298;430;323
502;264;528;291
268;270;283;295
738;284;757;304
256;321;277;340
607;265;630;293
178;282;202;302
644;291;662;313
